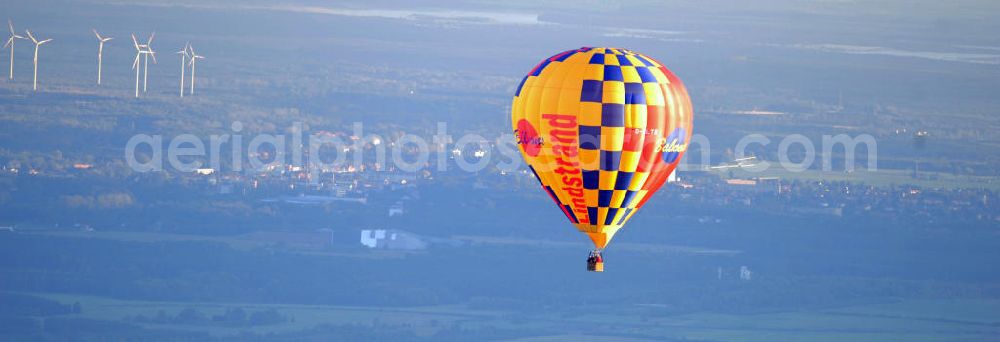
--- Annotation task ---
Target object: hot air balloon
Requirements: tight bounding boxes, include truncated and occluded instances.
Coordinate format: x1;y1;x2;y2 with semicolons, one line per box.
511;47;693;272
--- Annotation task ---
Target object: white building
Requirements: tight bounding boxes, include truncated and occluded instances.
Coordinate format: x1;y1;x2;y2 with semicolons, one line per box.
360;229;427;250
740;266;753;280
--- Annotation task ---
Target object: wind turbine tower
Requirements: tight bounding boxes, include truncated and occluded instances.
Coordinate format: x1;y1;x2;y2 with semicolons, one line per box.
93;29;112;85
131;34;141;97
4;20;25;80
131;33;155;98
24;29;52;91
187;44;204;95
176;43;189;97
142;32;156;93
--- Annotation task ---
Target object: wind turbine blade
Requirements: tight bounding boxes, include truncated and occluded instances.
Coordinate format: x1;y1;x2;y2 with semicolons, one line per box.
131;34;139;49
93;29;101;40
149;51;157;64
147;32;155;46
132;54;140;70
39;39;52;45
3;37;10;49
8;20;14;35
104;37;113;42
25;30;36;43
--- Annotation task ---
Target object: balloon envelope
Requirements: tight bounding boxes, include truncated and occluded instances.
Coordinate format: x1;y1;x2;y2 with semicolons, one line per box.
511;47;693;249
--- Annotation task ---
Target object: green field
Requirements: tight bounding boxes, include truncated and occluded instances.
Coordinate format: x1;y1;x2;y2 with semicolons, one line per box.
34;292;500;338
713;167;1000;191
28;292;1000;341
674;300;1000;342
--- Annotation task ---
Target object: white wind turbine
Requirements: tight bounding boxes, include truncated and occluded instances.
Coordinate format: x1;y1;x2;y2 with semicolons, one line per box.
186;44;204;95
25;29;52;91
141;32;156;93
176;43;189;97
130;34;149;97
130;33;156;97
131;34;141;97
4;20;25;80
92;29;112;85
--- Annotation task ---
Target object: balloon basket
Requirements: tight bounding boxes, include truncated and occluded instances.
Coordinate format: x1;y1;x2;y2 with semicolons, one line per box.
587;261;604;272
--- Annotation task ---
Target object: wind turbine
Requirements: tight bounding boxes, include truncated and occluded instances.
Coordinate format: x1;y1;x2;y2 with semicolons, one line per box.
92;29;112;85
130;33;155;98
4;19;25;80
130;33;146;97
25;29;52;91
131;34;140;97
176;43;189;97
186;44;204;95
141;32;156;93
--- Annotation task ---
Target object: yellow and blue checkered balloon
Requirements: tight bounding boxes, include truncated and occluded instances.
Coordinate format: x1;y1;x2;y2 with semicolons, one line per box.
511;47;693;250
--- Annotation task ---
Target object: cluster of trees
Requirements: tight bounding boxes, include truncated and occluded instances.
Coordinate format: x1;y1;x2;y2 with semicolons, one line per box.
127;307;288;327
61;192;135;209
0;293;79;317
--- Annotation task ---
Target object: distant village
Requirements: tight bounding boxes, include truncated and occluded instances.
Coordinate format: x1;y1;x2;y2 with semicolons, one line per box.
2;123;995;251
